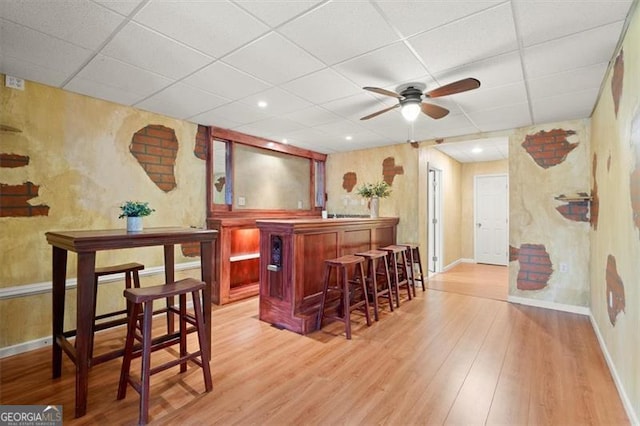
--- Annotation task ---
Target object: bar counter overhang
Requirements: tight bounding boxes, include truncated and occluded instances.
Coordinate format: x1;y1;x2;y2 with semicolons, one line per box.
256;217;399;334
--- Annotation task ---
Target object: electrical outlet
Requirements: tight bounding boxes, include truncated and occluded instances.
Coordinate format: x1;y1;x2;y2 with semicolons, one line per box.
297;200;302;209
238;196;246;206
559;262;569;273
5;75;25;90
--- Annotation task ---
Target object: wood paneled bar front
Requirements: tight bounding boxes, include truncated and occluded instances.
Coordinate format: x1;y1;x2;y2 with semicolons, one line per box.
256;217;399;334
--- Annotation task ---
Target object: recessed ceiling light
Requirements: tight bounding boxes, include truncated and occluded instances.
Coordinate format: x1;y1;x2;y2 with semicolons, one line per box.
472;147;483;153
282;139;288;144
345;136;353;141
267;142;274;147
257;101;268;108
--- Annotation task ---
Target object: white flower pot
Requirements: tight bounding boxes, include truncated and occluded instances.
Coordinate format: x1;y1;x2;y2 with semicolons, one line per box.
127;216;143;232
370;196;380;218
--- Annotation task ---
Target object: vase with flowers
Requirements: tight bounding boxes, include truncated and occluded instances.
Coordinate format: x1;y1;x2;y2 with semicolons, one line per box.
356;181;391;218
119;201;155;232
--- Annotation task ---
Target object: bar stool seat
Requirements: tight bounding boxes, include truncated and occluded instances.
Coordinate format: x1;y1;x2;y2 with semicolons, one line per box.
380;245;413;306
355;249;393;321
117;278;212;425
316;255;371;339
399;243;426;295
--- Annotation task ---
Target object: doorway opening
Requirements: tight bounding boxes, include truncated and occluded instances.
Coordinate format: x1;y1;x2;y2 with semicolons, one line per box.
427;166;443;275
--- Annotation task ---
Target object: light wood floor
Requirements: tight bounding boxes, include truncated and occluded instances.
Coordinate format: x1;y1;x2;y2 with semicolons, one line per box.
427;262;508;301
0;282;629;425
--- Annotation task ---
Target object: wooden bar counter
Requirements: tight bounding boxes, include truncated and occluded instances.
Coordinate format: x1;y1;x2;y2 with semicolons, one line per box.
255;217;398;334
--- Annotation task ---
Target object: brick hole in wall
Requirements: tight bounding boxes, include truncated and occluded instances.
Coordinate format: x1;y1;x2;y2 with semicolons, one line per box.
521;129;578;169
130;125;178;192
516;243;553;290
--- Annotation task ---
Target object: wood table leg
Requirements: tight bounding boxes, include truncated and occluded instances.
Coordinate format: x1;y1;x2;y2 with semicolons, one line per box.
200;240;213;360
75;251;96;418
51;247;67;379
164;244;175;334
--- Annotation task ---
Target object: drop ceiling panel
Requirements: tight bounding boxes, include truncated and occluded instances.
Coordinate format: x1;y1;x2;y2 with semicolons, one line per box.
333;42;428;89
101;22;213;79
224;32;325;85
433;137;508;163
432;51;524;91
65;75;145;105
67;55;173;101
375;1;503;38
235;0;325;28
522;21;624;79
233;117;305;140
513;0;632;47
282;106;342;127
182;61;271;100
467;102;532;132
0;20;92;79
321;92;389;121
454;81;529;113
281;68;362;105
95;0;145;16
136;82;229;120
195;101;271;127
0;55;70;88
133;0;270;58
241;87;312;116
528;62;609;101
278;1;399;65
0;0;124;50
408;3;518;74
531;88;599;124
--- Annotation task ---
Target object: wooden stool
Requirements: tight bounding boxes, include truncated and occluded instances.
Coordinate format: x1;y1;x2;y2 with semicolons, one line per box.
89;262;144;361
380;245;413;306
316;255;371;339
117;278;213;425
399;243;426;295
355;250;393;321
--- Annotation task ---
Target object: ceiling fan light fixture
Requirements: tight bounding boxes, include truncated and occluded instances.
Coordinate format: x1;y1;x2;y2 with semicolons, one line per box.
401;101;421;122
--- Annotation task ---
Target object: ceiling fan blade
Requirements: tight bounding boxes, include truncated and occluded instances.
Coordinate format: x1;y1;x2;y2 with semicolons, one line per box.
363;86;402;99
421;102;449;119
360;104;400;120
425;78;481;98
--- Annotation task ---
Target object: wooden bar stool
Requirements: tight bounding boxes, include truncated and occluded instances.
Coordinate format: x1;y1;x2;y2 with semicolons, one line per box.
355;249;393;321
316;255;371;339
399;243;426;295
89;262;144;361
380;245;413;306
117;278;213;425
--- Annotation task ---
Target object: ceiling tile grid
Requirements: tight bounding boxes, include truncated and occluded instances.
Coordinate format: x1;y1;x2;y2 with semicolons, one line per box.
0;0;634;156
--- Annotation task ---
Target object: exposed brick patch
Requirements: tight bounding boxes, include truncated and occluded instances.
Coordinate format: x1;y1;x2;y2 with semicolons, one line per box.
0;153;29;168
611;49;623;118
521;129;578;169
194;124;208;161
181;242;200;258
556;201;589;222
343;172;357;192
0;182;49;217
214;176;225;193
130;125;178;192
509;245;520;262
591;154;600;230
382;157;403;185
516;244;552;290
605;254;625;326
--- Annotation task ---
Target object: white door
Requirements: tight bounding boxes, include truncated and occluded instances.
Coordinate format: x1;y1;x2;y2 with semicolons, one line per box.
428;167;443;274
474;174;508;265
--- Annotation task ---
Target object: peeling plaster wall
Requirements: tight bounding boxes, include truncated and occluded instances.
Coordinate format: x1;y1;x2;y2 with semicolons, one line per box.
326;143;418;245
0;79;205;347
509;119;590;305
590;3;640;419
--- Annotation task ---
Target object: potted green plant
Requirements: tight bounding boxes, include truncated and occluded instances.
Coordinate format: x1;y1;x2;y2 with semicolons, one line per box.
356;181;391;218
119;201;155;232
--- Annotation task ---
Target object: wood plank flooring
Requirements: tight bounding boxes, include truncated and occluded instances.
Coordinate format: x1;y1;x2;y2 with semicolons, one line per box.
0;272;629;425
427;262;508;301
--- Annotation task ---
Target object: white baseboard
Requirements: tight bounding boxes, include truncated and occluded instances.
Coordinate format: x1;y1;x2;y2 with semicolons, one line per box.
589;313;640;425
0;261;201;300
507;295;590;316
443;258;475;272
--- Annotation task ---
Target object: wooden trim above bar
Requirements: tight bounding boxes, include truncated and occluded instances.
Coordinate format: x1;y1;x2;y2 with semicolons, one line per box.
212;127;327;161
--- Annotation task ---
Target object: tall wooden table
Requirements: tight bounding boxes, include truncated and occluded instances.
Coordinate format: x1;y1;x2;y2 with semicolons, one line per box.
45;227;217;418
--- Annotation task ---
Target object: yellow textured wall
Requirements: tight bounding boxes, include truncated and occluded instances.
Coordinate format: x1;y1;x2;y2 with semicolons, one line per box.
326;143;418;244
590;2;640;420
424;148;463;267
0;79;206;348
460;160;508;259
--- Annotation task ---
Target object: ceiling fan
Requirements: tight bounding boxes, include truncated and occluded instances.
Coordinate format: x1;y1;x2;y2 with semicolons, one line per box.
360;78;481;122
